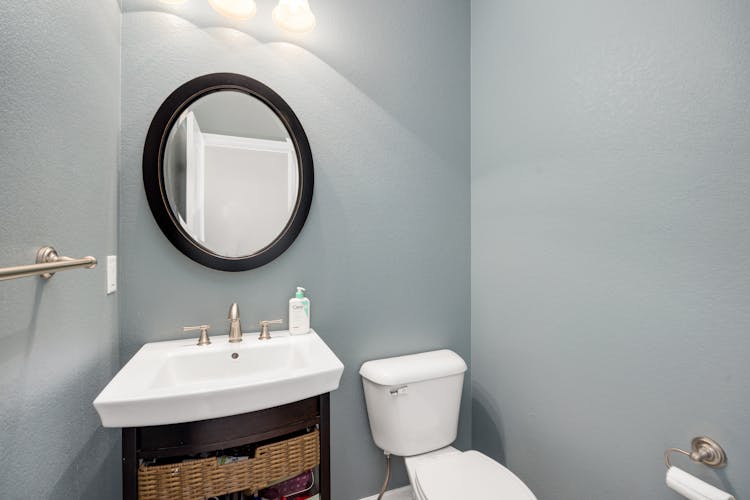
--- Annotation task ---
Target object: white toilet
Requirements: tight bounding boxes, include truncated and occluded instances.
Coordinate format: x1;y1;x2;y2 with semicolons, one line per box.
360;350;537;500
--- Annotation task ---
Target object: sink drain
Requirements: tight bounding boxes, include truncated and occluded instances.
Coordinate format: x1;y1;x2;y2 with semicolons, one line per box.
231;353;239;359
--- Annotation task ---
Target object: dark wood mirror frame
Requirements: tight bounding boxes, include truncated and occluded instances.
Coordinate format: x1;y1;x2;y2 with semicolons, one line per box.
143;73;314;271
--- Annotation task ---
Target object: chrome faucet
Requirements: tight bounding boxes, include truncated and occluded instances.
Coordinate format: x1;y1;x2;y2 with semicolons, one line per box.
228;303;243;343
258;319;283;340
184;324;211;346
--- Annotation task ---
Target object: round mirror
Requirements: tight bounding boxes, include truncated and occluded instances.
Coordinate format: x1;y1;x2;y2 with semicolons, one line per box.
143;73;313;271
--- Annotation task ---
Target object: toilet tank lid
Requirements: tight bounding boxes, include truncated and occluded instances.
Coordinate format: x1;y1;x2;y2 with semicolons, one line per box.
360;350;467;386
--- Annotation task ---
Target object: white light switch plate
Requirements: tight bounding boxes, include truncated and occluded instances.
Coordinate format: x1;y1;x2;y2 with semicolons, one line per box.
106;255;117;294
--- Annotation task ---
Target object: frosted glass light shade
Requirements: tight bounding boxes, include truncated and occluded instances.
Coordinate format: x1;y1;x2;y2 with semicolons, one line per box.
208;0;257;20
272;0;316;33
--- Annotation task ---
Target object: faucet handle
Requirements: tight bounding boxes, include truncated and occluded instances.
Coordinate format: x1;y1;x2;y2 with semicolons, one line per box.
184;324;211;346
260;319;283;326
258;319;284;340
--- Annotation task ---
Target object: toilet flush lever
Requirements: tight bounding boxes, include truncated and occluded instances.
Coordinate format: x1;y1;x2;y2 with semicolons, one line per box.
389;386;408;397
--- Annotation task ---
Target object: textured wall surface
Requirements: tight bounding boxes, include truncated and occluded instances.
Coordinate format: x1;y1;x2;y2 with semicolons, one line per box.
0;1;121;498
119;1;470;498
471;1;750;499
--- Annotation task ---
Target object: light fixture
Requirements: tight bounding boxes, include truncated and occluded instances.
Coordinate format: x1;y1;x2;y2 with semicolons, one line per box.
160;0;187;4
208;0;258;21
272;0;316;34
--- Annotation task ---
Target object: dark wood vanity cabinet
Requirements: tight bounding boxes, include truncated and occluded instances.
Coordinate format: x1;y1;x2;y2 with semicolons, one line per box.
122;394;330;500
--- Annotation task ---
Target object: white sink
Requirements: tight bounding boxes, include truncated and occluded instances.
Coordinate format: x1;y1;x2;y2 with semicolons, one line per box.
94;329;344;427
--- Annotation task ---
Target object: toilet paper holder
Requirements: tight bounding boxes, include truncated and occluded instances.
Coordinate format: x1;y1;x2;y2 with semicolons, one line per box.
665;436;728;469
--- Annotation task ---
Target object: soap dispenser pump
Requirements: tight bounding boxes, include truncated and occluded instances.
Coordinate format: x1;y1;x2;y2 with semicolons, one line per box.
289;286;310;335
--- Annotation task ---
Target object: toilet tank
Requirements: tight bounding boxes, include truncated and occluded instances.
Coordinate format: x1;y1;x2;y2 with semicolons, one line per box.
360;350;467;457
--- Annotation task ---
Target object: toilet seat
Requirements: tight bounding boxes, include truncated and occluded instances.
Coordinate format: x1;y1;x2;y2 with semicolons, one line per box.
413;450;537;500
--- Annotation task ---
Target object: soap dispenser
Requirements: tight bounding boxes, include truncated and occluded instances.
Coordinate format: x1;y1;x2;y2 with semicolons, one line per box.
289;286;310;335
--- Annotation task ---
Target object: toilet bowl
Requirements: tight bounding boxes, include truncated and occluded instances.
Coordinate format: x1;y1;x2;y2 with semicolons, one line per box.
360;350;537;500
406;448;536;500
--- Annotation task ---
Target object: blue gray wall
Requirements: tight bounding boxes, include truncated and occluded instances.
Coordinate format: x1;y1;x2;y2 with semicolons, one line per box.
471;1;750;499
119;1;470;498
8;3;745;499
0;1;122;498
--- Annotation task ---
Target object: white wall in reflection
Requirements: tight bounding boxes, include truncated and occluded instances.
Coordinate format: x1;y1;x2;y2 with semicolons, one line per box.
201;134;296;256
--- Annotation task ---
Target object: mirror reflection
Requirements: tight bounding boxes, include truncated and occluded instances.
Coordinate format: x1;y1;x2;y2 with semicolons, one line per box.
163;90;298;257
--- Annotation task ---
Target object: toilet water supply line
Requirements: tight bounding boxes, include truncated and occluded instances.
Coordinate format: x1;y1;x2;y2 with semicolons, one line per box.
376;453;392;500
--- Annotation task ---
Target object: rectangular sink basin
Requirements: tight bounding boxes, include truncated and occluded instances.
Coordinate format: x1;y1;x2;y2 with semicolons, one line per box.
94;329;344;427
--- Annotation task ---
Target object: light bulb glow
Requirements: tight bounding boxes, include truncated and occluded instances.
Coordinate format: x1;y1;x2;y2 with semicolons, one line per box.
208;0;257;20
272;0;316;33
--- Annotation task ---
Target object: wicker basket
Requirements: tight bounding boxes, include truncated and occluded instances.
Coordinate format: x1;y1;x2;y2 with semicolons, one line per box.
137;430;320;500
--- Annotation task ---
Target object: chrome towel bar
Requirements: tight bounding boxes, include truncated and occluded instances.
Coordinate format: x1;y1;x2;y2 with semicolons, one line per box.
0;246;97;281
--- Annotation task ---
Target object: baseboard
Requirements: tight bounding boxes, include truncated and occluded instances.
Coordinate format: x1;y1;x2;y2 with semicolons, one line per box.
360;485;414;500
